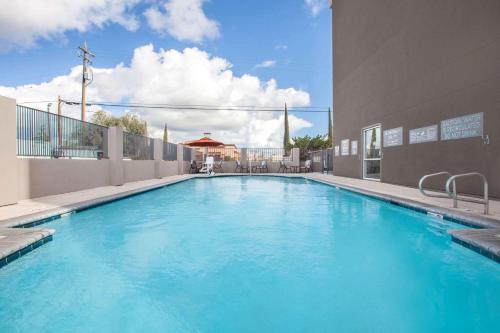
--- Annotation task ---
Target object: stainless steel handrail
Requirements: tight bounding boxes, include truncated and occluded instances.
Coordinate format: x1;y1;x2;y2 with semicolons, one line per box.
445;173;489;214
418;172;454;198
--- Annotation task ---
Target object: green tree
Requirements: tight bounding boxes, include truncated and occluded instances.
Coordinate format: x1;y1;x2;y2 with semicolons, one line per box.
291;134;330;160
283;103;291;150
91;110;148;136
327;108;333;147
163;123;168;142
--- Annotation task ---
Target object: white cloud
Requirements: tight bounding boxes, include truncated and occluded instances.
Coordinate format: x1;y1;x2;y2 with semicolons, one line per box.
275;45;288;51
0;45;311;147
144;0;220;44
0;0;140;51
305;0;327;16
255;60;276;69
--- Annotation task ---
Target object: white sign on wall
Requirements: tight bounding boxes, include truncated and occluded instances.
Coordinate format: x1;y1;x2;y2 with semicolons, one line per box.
351;140;358;155
441;112;483;141
383;127;403;147
409;125;438;144
334;146;340;156
341;139;350;156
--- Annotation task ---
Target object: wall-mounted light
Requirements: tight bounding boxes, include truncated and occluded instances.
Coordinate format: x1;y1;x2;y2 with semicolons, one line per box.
482;134;490;145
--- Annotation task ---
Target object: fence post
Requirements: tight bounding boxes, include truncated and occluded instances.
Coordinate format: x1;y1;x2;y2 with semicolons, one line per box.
292;148;300;167
0;96;18;206
107;127;124;186
177;144;184;175
153;138;163;179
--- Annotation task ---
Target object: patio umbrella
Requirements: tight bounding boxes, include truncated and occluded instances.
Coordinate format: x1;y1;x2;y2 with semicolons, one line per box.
183;136;224;147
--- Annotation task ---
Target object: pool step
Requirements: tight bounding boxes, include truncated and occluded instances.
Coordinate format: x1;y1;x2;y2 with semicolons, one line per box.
0;228;55;269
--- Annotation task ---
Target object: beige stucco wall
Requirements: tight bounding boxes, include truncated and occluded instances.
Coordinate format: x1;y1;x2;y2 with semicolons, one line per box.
123;160;155;183
15;158;183;201
17;158;111;200
160;161;179;177
0;96;18;206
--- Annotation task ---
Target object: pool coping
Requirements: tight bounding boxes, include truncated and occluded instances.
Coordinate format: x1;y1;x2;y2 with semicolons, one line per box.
0;173;499;266
0;228;55;269
448;229;500;264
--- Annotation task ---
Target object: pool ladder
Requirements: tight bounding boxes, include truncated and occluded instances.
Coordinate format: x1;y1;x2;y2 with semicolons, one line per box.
418;172;489;215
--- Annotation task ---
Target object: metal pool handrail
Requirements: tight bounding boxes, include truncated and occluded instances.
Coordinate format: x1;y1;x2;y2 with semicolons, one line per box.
445;173;489;215
418;171;454;199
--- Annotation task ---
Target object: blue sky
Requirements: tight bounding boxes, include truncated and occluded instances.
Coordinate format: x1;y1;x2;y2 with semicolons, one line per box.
0;0;332;146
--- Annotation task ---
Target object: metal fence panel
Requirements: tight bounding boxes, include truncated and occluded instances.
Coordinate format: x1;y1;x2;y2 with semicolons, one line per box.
163;142;178;161
16;105;108;158
246;148;292;162
307;149;333;173
183;146;192;161
123;132;154;160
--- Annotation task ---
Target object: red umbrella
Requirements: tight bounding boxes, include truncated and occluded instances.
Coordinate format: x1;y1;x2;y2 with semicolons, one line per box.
183;137;224;147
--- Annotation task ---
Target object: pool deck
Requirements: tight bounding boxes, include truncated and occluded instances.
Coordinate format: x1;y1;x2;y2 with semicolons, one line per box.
0;172;499;266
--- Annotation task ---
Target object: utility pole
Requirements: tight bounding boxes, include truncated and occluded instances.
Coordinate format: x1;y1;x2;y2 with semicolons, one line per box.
78;42;95;122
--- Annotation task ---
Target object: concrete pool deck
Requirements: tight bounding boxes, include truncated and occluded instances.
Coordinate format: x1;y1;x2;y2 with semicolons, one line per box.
0;173;499;265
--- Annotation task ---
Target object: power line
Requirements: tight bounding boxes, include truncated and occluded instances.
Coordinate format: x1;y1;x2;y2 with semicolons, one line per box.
18;100;331;113
19;100;330;110
62;101;331;113
87;101;329;109
18;100;58;104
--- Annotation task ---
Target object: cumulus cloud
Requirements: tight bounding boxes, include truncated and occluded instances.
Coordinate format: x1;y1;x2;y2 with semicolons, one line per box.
255;60;277;69
144;0;220;44
305;0;327;16
0;45;311;147
0;0;140;51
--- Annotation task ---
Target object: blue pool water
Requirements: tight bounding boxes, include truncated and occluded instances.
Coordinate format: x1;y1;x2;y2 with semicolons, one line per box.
0;177;499;332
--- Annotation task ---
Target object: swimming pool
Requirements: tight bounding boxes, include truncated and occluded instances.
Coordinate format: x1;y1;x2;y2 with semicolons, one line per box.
0;176;499;332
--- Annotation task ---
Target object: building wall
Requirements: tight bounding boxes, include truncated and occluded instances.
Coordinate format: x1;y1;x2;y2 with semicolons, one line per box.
332;0;500;197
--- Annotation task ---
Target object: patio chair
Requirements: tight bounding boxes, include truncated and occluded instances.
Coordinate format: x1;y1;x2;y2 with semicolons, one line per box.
322;158;329;174
214;160;223;173
200;156;215;175
252;160;268;173
278;160;291;173
235;160;249;173
189;160;200;173
300;160;312;173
